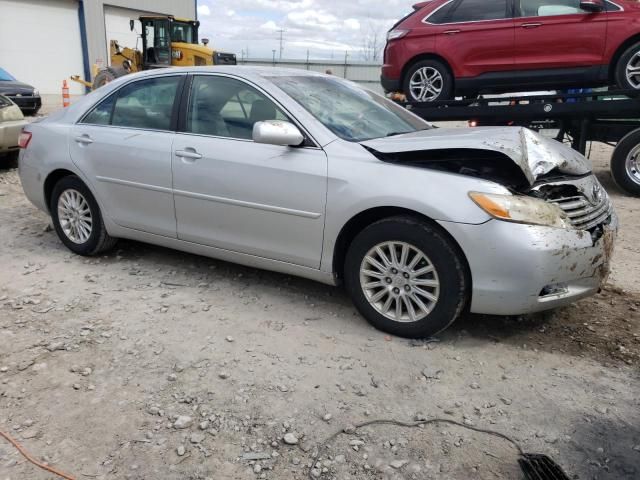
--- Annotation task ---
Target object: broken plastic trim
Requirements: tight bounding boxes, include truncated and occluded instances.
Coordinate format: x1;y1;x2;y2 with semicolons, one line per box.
519;453;571;480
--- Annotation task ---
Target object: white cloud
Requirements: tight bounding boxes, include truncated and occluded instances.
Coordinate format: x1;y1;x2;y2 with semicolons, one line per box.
197;4;211;16
197;0;410;60
344;18;360;30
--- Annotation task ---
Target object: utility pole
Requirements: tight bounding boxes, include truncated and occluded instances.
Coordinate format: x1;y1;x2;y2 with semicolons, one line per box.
277;29;285;59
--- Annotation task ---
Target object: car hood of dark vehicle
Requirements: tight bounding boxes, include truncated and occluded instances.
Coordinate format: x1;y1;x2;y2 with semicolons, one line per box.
0;81;36;95
361;126;591;186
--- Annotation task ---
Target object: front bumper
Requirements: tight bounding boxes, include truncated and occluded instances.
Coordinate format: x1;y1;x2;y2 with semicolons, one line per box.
440;214;618;316
7;95;42;114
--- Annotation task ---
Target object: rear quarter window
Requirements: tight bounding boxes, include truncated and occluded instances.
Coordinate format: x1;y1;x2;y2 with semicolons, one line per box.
426;1;456;24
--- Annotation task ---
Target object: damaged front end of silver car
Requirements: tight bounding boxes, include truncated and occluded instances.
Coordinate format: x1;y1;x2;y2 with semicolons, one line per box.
362;126;615;241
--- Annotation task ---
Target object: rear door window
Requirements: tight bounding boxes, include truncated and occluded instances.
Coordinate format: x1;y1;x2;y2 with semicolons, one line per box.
448;0;510;22
81;76;181;130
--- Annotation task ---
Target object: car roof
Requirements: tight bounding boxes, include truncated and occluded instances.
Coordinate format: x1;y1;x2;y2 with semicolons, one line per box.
131;66;327;82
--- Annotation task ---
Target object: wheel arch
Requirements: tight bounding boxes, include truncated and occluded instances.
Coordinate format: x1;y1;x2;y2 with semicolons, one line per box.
401;53;455;89
609;34;640;82
332;206;471;285
43;169;79;213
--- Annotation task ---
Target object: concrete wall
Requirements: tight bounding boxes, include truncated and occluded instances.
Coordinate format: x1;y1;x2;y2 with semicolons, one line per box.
83;0;196;67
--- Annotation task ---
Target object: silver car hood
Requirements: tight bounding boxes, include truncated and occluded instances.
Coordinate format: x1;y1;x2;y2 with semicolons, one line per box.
361;127;591;185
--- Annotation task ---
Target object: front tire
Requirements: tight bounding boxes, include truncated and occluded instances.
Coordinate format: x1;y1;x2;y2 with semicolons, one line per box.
50;176;117;255
611;129;640;196
344;216;468;338
403;60;453;102
615;42;640;91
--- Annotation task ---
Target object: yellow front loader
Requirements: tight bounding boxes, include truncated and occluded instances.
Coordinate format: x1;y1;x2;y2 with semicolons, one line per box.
72;15;236;90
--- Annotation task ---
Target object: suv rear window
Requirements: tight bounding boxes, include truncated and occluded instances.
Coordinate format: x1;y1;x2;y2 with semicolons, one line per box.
449;0;509;22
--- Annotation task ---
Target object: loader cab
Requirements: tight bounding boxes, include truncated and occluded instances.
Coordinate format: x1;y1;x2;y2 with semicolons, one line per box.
141;17;172;67
138;16;200;68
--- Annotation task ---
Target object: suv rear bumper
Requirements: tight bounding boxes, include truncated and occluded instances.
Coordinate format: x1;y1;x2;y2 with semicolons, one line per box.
381;74;401;93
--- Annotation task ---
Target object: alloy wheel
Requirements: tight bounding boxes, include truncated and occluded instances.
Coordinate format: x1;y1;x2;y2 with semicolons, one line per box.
409;67;444;102
359;241;440;323
57;189;93;244
626;52;640;89
625;144;640;186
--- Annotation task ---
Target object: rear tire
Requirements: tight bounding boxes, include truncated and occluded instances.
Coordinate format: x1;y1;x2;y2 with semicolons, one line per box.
615;42;640;91
50;176;117;255
92;66;128;90
403;59;453;102
611;129;640;196
344;216;468;338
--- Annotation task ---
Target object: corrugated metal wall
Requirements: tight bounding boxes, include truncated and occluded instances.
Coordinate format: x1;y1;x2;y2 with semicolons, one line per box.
83;0;196;67
239;59;383;93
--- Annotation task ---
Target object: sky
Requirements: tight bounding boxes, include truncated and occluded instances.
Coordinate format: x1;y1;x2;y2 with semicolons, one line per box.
195;0;416;62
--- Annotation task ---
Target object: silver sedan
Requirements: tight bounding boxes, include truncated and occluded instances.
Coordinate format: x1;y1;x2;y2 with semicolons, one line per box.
18;67;617;338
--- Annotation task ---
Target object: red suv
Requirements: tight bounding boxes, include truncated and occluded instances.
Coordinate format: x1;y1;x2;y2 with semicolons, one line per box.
382;0;640;102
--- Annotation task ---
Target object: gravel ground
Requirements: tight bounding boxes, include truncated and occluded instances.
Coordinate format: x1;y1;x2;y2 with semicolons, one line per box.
0;137;638;480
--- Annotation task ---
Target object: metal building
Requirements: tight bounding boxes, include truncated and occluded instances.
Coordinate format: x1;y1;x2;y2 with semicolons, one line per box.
0;0;196;94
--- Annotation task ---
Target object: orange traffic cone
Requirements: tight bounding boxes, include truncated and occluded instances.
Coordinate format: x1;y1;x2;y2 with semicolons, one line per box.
62;80;70;108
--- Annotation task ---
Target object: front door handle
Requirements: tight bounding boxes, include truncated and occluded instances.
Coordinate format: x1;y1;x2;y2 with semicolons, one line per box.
443;29;461;35
175;149;202;160
75;135;93;145
520;23;542;28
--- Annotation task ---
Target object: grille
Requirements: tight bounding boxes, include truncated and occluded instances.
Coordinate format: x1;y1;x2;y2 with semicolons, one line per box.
549;193;613;231
214;52;237;65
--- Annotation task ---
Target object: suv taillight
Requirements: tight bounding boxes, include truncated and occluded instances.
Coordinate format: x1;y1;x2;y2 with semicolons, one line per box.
387;29;410;41
18;131;32;149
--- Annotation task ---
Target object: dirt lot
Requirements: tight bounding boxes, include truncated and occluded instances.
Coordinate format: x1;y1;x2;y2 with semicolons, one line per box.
0;139;639;480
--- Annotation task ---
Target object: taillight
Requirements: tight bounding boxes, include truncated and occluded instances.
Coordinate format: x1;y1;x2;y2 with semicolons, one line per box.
18;131;32;149
387;29;410;41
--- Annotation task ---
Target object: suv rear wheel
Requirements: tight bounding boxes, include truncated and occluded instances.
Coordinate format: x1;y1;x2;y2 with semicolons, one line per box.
615;42;640;91
403;59;453;102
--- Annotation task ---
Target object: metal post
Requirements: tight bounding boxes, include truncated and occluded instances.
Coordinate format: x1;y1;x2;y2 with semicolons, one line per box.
343;51;348;78
77;0;92;93
272;50;276;66
306;50;310;70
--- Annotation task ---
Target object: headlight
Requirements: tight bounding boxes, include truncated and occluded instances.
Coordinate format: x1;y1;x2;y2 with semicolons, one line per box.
387;29;410;41
32;89;39;97
469;192;573;229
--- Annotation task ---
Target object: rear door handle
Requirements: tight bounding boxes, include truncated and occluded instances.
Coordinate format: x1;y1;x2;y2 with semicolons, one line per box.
521;23;542;28
443;30;460;35
74;135;93;145
175;149;202;160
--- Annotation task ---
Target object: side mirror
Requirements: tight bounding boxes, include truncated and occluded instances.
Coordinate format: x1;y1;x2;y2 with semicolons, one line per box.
253;120;304;147
129;19;135;31
580;0;605;12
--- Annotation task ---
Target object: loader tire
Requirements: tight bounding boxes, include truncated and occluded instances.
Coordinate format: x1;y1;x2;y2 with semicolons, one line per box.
92;66;128;90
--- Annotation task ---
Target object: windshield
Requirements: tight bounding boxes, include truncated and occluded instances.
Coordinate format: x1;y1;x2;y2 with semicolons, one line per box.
0;68;16;81
171;22;195;43
270;75;431;142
